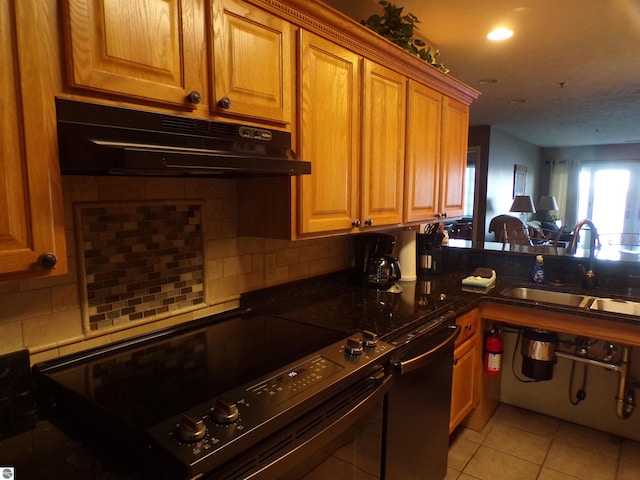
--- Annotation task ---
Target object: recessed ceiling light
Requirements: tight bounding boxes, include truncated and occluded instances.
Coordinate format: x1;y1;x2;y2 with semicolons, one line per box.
487;27;514;41
478;79;499;85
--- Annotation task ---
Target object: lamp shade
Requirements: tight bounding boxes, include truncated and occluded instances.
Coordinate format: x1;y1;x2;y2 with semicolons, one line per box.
510;195;536;213
538;195;558;211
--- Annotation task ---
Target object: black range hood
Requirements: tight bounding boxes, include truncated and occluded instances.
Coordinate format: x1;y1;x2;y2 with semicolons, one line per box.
55;98;311;177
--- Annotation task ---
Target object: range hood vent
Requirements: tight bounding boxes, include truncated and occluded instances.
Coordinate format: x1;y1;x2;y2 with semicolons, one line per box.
55;98;311;177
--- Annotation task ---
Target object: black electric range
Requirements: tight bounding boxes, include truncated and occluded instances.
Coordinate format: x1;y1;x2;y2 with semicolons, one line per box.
34;311;394;479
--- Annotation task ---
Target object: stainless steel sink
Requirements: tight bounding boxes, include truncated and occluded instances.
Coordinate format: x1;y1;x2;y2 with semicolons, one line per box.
501;287;591;308
589;298;640;316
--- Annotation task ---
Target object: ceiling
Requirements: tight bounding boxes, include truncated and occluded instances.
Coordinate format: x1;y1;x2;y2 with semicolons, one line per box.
336;0;640;148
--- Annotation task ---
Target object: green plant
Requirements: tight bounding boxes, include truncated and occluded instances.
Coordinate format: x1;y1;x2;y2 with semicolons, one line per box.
361;1;449;73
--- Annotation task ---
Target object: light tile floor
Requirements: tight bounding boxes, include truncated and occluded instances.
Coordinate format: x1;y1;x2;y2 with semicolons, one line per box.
447;403;640;480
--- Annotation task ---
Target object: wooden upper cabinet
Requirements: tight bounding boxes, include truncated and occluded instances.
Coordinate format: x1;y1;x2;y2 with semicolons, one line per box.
0;0;67;279
298;30;361;235
62;0;204;109
361;60;406;228
211;0;293;125
405;80;442;223
405;81;469;223
440;97;470;219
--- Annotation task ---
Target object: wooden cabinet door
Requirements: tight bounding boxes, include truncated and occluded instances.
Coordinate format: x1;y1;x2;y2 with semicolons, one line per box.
62;0;204;109
440;96;470;219
212;0;293;125
298;31;361;235
405;80;442;223
0;0;67;279
361;60;406;228
450;337;479;432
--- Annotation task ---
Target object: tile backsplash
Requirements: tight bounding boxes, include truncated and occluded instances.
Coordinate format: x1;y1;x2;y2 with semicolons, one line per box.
77;201;205;332
0;176;350;363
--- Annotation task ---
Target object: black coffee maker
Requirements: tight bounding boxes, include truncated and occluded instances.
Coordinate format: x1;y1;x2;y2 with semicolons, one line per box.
353;233;402;289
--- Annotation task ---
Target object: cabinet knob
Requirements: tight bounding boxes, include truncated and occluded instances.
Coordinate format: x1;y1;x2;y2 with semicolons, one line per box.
465;324;473;331
364;218;373;227
218;97;232;109
441;212;448;218
38;253;57;270
352;219;361;228
186;90;202;104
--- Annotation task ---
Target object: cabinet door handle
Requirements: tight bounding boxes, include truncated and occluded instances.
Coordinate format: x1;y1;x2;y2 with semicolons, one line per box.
465;324;473;331
38;253;57;270
364;218;373;227
218;97;232;109
352;219;361;228
186;91;202;104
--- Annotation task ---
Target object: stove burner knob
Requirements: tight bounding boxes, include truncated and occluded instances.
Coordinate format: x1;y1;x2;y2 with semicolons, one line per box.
362;330;378;348
210;399;239;425
345;336;364;355
176;412;206;443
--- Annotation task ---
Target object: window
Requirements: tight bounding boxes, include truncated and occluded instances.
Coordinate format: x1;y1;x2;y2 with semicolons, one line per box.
578;167;629;236
577;161;640;255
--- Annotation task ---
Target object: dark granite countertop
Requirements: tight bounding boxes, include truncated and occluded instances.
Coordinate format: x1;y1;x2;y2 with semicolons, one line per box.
3;263;640;479
0;415;148;480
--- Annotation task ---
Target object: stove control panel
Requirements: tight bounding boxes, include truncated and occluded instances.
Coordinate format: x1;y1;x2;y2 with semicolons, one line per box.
147;333;393;477
248;355;343;403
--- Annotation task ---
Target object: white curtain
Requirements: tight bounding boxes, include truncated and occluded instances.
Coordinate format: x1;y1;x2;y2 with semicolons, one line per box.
548;160;579;227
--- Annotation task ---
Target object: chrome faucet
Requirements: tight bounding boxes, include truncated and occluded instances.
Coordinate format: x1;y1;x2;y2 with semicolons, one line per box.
567;219;600;289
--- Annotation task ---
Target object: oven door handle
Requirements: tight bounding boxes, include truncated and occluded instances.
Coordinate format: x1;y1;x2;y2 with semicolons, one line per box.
391;325;460;375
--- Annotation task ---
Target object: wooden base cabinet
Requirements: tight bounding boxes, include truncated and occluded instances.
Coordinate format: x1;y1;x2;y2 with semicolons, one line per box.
450;309;480;433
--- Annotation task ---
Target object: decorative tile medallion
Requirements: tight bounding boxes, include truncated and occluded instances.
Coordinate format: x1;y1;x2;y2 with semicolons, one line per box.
75;201;205;332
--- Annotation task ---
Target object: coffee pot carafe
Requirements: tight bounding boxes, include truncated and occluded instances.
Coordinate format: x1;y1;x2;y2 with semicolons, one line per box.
367;255;401;288
352;233;402;289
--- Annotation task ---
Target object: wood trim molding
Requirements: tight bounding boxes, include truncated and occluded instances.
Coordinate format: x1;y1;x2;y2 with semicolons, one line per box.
245;0;480;105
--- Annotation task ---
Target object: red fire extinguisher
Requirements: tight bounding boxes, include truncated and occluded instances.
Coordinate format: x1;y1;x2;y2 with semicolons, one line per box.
484;328;503;376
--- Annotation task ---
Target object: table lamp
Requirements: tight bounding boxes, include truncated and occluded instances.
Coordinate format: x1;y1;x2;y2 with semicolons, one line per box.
510;195;536;221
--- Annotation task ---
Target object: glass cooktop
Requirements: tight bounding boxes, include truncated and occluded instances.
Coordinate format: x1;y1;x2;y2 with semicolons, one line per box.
41;315;345;429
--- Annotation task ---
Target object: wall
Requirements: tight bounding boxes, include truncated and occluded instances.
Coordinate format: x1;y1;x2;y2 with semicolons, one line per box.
0;176;350;364
485;128;541;240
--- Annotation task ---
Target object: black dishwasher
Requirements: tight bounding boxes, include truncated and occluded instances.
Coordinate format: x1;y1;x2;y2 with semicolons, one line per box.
384;311;460;480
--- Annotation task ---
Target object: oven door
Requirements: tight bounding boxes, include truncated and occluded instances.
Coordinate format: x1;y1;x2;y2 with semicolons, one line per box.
209;367;391;480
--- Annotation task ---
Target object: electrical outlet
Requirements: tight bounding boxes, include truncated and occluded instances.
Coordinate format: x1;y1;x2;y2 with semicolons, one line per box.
265;254;277;279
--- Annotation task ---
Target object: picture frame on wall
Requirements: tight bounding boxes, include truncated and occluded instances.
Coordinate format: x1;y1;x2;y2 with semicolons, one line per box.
513;164;527;198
